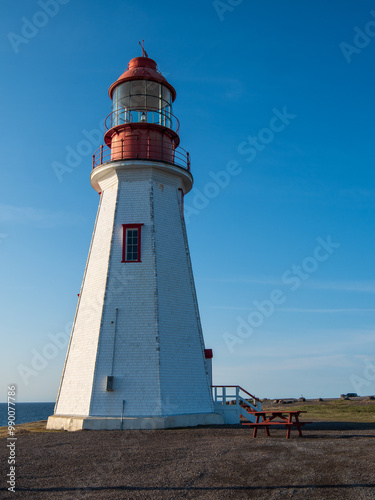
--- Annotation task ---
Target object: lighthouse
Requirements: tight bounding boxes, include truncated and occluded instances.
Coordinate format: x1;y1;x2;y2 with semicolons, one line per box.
47;47;224;431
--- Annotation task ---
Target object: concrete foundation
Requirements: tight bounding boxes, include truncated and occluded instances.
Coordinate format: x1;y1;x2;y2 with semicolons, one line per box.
46;413;224;431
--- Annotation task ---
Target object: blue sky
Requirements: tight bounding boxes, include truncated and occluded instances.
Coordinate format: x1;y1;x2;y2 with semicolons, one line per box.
1;0;375;402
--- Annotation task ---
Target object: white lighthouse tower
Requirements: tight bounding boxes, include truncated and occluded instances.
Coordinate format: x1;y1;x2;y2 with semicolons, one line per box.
47;48;223;431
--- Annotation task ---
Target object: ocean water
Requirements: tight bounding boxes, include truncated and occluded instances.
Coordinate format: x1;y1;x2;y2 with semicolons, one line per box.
0;402;55;427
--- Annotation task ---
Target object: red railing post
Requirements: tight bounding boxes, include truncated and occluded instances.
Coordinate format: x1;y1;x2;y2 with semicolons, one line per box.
100;144;103;164
147;136;150;159
92;154;95;169
172;143;176;164
121;138;124;159
187;152;190;171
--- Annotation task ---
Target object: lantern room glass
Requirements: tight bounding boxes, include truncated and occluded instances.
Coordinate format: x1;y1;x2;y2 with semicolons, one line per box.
112;80;173;129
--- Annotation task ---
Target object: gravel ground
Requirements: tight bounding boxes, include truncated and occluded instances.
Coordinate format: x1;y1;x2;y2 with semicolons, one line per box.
1;423;375;499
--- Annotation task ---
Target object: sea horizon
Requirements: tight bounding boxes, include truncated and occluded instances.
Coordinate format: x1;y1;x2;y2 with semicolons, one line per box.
0;402;55;427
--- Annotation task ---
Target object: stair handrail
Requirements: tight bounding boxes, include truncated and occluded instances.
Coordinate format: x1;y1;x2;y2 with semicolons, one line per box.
211;385;261;403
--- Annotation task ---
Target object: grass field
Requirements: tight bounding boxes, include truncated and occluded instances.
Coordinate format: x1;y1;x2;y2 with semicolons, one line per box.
262;398;375;422
0;419;57;439
1;399;374;439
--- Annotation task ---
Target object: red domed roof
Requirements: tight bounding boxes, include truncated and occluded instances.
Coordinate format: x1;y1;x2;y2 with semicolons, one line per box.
108;56;176;102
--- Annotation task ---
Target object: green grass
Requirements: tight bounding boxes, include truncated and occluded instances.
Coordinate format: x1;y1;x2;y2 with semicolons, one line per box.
1;400;374;437
264;400;375;422
0;420;59;439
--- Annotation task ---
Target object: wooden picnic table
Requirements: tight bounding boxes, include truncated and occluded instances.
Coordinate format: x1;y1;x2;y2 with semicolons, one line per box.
242;410;310;438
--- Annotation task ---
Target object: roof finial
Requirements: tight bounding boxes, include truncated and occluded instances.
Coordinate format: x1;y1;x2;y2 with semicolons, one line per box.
139;40;148;58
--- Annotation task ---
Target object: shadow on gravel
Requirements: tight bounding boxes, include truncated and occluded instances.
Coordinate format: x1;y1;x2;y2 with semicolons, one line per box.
296;421;375;439
304;422;375;431
9;484;375;493
239;421;375;438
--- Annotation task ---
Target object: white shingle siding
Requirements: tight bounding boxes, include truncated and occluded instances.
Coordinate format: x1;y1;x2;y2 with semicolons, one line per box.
55;179;119;416
55;161;213;418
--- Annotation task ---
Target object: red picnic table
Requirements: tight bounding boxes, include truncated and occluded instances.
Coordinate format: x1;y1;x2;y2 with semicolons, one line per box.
243;410;310;438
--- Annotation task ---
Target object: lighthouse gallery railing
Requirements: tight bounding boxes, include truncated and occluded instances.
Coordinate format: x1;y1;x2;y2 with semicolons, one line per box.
92;138;190;171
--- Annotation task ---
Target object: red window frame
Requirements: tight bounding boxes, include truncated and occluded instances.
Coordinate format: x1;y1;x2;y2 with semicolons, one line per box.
121;224;144;263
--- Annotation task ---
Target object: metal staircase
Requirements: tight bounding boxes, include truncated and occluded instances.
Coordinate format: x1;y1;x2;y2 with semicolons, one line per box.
212;385;262;424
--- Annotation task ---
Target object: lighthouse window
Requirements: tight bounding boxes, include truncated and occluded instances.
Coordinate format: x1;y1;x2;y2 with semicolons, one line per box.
112;80;173;129
131;80;147;108
146;80;160;110
122;224;143;263
126;229;138;261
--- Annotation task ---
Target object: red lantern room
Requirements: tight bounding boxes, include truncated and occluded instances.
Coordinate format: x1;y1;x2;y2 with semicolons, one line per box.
93;43;189;171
